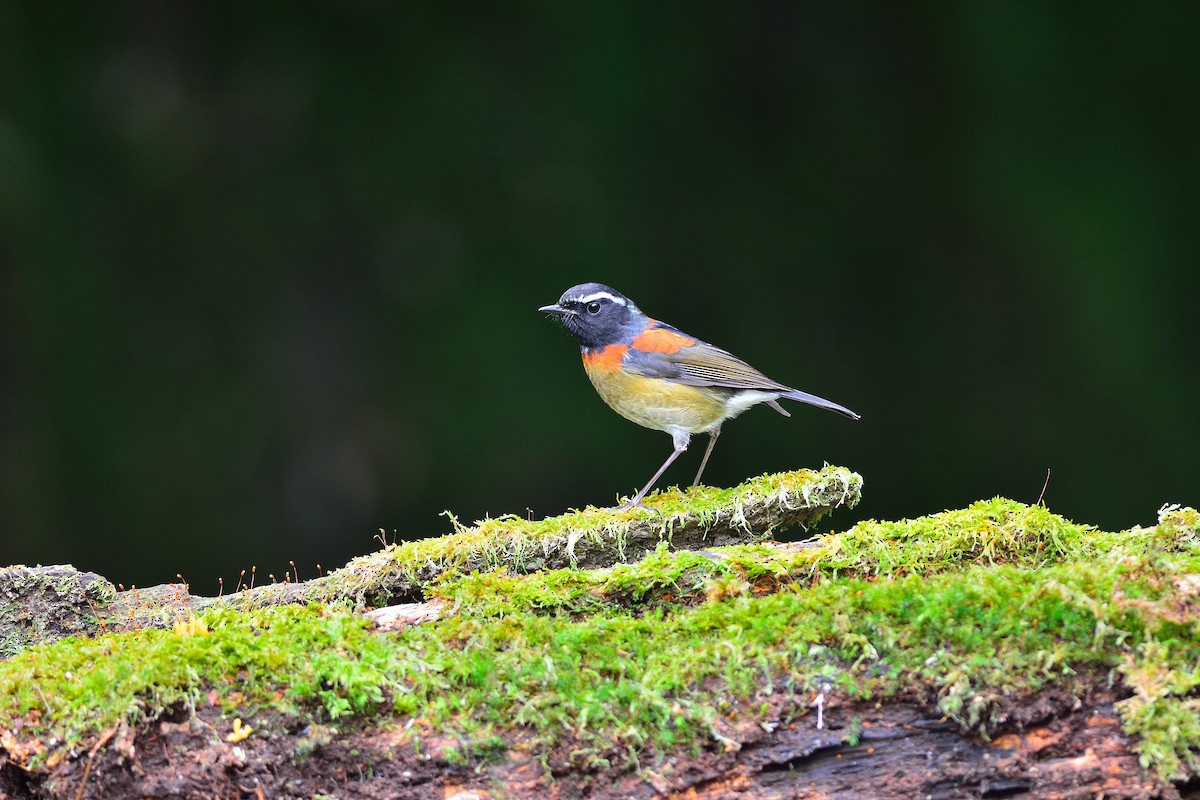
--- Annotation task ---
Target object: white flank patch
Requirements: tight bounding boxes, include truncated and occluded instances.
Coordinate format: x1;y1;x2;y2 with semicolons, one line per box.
723;390;782;418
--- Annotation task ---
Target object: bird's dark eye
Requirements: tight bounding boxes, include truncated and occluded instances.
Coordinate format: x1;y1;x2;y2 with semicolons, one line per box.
586;301;601;315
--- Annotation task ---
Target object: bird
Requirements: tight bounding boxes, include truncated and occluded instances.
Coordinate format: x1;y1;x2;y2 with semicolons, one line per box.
539;282;859;510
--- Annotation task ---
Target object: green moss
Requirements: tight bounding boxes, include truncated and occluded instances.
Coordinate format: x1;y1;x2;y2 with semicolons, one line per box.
0;494;1197;782
431;497;1186;617
1118;639;1200;779
820;498;1098;575
249;465;862;608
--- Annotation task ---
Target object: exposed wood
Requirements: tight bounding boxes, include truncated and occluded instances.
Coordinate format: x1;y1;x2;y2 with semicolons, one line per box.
2;686;1178;799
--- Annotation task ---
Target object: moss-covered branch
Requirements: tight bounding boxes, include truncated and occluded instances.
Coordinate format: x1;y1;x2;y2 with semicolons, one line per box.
268;464;862;608
0;466;861;654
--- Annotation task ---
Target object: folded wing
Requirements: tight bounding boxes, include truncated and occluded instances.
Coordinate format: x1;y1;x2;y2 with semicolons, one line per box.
625;326;859;420
625;332;792;392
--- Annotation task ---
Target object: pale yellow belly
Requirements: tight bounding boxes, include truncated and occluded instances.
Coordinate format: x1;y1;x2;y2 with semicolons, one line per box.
584;363;729;434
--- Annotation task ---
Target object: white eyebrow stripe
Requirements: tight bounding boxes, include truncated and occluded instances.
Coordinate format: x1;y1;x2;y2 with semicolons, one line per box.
574;291;626;306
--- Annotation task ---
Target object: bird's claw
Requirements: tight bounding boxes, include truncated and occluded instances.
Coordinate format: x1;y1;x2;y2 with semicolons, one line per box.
616;498;663;517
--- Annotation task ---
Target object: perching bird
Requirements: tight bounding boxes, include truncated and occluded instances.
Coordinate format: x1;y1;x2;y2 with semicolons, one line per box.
539;282;859;509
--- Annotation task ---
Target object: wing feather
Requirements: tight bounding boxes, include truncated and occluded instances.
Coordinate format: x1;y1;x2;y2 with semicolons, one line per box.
625;335;793;392
623;324;860;419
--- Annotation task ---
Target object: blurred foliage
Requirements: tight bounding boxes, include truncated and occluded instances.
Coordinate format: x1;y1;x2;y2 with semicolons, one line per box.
0;2;1197;588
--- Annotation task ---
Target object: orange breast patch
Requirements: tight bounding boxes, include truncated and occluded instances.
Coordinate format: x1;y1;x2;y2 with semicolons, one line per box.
582;344;629;373
631;325;695;355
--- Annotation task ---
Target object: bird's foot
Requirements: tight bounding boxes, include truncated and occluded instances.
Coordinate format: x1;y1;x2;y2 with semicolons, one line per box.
616;498;663;516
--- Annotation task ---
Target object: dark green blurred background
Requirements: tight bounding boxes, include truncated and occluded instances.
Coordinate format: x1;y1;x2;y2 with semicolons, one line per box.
2;3;1197;590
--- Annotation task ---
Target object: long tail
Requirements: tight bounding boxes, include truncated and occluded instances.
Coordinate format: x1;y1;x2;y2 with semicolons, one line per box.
780;389;860;420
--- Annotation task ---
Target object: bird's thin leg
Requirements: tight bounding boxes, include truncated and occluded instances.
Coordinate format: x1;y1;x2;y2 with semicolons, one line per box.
692;428;720;487
619;434;689;510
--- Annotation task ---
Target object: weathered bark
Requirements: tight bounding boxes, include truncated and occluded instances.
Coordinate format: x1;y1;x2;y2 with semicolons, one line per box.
2;685;1176;800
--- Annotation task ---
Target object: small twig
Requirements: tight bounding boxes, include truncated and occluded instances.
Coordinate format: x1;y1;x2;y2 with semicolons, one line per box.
73;757;94;800
1036;468;1051;506
74;726;117;800
32;682;55;716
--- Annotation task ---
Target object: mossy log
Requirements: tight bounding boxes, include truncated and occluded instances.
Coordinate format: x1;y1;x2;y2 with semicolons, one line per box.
0;466;862;648
2;475;1198;799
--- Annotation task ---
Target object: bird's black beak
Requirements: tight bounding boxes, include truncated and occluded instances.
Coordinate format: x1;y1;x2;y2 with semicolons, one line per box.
538;303;572;316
